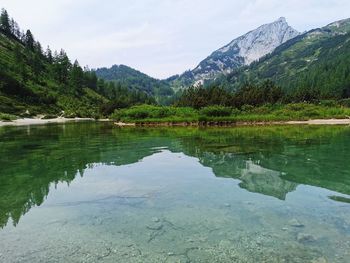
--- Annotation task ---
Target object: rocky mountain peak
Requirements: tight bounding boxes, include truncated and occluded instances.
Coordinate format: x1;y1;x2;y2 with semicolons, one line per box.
276;17;286;23
185;17;300;84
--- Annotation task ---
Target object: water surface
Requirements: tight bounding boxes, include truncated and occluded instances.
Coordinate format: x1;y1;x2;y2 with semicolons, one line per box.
0;123;350;262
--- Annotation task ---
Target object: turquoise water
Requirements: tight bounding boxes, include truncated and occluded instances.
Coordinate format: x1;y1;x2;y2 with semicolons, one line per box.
0;123;349;262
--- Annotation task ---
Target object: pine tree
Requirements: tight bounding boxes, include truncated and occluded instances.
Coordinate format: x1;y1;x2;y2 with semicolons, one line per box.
52;49;71;84
24;30;34;50
46;46;53;64
0;8;11;35
69;60;84;91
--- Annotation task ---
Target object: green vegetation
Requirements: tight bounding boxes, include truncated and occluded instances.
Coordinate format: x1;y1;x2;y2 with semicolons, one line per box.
111;104;197;123
0;8;154;119
94;65;174;104
111;102;350;123
0;112;17;121
111;82;350;124
176;81;284;109
1;8;350;123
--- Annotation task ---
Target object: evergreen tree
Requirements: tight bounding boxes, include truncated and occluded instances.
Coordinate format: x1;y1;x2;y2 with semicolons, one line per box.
0;8;11;35
69;60;84;91
52;49;71;84
34;41;43;56
45;46;53;64
9;18;20;38
24;30;35;50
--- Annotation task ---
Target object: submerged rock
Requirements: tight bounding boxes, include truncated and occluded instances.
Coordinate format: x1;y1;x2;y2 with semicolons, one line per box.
152;217;160;223
311;257;328;263
289;218;304;227
297;233;316;243
146;222;163;231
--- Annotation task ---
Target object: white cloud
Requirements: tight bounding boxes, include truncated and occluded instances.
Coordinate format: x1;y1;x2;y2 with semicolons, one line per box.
1;0;350;78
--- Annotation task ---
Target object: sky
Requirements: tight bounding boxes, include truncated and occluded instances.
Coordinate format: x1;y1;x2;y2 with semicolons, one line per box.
2;0;350;79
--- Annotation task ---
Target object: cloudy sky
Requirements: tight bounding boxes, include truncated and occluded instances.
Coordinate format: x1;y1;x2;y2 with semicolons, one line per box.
2;0;350;79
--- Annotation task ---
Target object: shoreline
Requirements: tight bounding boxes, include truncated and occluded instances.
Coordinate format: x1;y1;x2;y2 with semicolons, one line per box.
115;118;350;127
0;117;97;127
1;118;350;128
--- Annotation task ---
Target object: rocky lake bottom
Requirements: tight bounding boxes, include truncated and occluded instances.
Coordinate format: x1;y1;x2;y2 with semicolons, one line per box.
0;123;349;262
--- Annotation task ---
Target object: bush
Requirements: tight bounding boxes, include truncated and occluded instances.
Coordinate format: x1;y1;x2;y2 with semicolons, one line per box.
112;105;169;120
339;99;350;108
200;106;232;117
319;100;338;107
241;105;255;112
250;105;272;114
285;103;310;111
110;105;198;121
0;113;17;121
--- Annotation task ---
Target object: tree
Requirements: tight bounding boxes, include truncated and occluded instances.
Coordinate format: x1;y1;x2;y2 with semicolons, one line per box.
45;46;53;64
24;30;35;50
0;8;11;35
10;18;20;38
34;41;43;56
52;49;71;84
84;70;98;90
69;60;84;91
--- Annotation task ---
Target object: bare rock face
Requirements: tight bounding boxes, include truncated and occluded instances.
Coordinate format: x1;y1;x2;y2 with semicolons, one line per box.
189;17;300;82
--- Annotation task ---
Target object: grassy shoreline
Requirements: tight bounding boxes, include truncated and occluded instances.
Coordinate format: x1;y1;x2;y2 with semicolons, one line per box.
115;119;350;127
3;102;350;127
111;103;350;126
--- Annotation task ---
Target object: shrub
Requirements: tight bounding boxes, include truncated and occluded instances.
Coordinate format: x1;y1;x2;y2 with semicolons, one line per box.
285;103;310;111
200;106;232;117
319;100;338;107
0;113;17;121
112;105;178;120
339;99;350;108
251;105;272;114
241;105;255;112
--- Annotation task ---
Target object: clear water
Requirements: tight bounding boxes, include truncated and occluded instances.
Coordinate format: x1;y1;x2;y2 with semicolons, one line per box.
0;123;349;262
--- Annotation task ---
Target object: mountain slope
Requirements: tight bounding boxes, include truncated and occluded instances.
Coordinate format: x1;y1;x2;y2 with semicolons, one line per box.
95;65;174;99
0;9;154;118
0;30;111;117
222;18;350;98
170;17;299;88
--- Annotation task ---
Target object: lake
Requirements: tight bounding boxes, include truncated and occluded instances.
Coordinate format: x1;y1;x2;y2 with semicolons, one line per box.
0;122;349;262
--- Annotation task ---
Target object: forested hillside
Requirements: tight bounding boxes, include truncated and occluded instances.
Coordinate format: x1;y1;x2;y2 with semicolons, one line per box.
217;18;350;100
95;64;174;104
0;9;154;118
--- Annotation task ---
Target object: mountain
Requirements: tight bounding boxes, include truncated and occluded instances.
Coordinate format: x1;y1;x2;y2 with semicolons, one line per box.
220;18;350;98
95;64;174;100
170;17;299;88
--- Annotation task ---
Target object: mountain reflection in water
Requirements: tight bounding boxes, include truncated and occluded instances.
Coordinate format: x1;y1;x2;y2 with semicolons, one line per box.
0;123;350;229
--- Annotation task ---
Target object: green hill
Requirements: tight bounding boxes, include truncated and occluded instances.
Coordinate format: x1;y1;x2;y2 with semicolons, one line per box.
95;64;174;104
